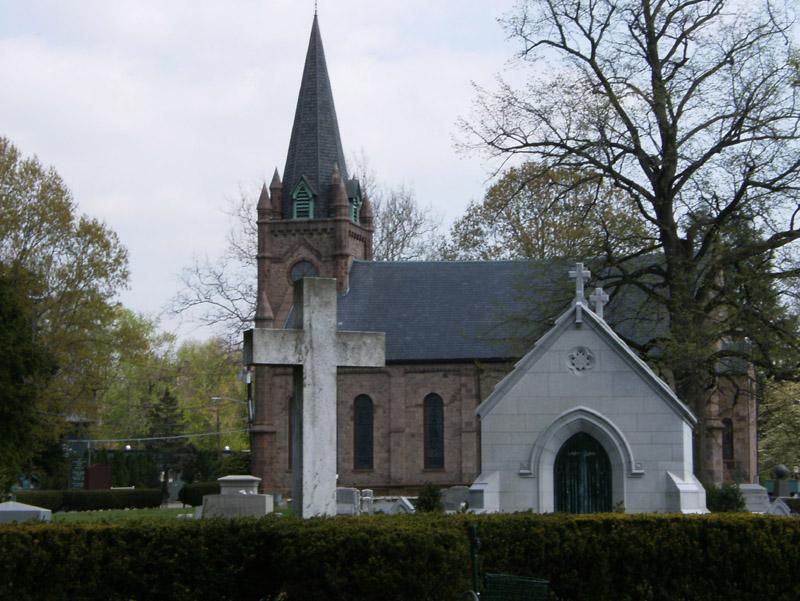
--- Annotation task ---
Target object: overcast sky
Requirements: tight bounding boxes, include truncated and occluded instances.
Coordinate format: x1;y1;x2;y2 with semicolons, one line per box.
1;1;523;339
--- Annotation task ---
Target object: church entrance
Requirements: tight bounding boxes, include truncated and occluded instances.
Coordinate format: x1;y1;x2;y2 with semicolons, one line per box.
554;432;612;513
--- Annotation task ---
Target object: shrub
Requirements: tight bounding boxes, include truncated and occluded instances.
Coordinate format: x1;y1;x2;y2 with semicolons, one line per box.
706;482;746;512
415;482;443;512
15;489;162;512
13;490;64;511
178;481;220;507
0;513;799;601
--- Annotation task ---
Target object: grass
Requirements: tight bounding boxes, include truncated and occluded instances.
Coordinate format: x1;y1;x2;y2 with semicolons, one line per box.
51;503;294;523
52;506;190;524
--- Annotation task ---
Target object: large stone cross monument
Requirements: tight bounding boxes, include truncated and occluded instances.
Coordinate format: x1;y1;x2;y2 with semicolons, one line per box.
244;278;385;517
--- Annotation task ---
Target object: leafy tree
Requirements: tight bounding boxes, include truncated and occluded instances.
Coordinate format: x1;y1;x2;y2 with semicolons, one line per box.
462;0;800;482
0;265;53;492
759;379;800;475
443;162;652;260
95;308;176;442
0;136;129;428
174;338;248;453
146;387;190;500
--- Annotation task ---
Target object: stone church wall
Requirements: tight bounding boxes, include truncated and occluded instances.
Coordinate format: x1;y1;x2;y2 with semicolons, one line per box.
261;362;510;494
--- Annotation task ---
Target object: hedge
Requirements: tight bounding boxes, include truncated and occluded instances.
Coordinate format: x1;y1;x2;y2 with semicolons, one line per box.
177;481;219;507
0;513;799;601
14;489;162;512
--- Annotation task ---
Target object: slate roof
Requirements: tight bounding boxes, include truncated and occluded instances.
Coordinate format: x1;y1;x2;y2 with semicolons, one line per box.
282;15;350;218
333;259;664;363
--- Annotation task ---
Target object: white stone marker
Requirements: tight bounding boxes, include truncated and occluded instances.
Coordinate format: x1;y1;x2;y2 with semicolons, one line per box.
245;278;385;517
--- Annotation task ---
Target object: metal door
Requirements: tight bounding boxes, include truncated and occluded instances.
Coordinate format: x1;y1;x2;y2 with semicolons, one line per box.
554;432;612;513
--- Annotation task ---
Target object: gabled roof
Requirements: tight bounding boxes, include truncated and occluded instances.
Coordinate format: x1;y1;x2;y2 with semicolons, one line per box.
282;15;349;219
474;301;697;425
333;259;665;363
336;260;568;362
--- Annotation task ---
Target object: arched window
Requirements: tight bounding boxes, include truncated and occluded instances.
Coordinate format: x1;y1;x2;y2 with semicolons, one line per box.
353;395;374;470
424;393;444;469
722;418;734;463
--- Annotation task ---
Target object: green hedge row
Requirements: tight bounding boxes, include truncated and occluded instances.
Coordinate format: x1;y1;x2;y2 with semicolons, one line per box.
14;489;162;512
177;481;219;507
1;513;799;601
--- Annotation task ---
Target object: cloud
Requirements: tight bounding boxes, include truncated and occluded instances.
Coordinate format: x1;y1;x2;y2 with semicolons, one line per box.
0;1;518;338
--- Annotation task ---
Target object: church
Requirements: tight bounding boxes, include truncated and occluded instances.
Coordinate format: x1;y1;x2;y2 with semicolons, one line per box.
247;14;758;507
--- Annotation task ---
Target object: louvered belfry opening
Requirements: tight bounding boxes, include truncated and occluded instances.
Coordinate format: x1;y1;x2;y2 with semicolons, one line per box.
554;432;612;513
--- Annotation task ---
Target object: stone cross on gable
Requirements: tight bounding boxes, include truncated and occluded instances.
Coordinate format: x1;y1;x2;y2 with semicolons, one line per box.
244;278;385;517
569;262;591;303
590;287;610;320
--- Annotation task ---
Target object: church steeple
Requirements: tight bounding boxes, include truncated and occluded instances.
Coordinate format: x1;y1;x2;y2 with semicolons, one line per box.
282;14;349;220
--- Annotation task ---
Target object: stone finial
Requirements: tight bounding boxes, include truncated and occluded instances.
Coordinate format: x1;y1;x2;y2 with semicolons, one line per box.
329;162;349;217
590;287;609;320
360;194;374;228
569;262;591;303
255;287;274;327
269;168;283;218
257;183;270;212
270;168;282;190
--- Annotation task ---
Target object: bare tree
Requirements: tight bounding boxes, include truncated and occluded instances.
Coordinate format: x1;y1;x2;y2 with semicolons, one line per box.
172;162;441;344
351;152;443;261
462;0;800;481
171;192;257;348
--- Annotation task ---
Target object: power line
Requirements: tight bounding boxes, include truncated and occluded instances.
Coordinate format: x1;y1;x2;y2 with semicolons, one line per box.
71;429;248;444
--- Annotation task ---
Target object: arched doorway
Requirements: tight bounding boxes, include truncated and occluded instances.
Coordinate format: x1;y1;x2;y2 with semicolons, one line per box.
554;432;612;513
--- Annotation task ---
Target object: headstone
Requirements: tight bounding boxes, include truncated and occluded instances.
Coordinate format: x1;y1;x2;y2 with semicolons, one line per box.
443;486;471;512
168;475;185;502
739;483;770;513
218;475;261;495
360;489;374;514
197;475;273;519
371;496;416;515
0;501;52;524
244;278;385;517
69;456;86;489
767;498;792;516
336;487;361;516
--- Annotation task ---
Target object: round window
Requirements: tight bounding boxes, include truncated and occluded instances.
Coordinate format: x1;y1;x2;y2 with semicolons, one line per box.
290;260;319;282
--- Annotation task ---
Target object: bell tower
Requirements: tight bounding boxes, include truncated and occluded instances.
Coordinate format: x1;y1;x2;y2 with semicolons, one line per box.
250;13;373;493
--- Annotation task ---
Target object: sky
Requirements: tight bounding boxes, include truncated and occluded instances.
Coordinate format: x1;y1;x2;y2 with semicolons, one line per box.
0;0;523;340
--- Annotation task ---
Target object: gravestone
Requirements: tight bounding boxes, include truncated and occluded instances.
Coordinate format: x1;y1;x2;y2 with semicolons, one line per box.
0;500;51;524
198;475;273;519
336;487;361;516
443;486;470;512
372;496;416;515
360;489;374;514
739;483;770;513
245;278;385;517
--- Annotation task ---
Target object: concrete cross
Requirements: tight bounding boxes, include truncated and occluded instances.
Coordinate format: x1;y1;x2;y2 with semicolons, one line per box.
569;262;591;303
243;278;384;517
590;287;610;319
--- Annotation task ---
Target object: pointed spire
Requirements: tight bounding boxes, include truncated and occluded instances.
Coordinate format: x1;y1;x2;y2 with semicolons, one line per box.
257;183;270;212
329;162;349;218
269;167;283;218
282;14;349;219
270;167;281;189
360;194;374;228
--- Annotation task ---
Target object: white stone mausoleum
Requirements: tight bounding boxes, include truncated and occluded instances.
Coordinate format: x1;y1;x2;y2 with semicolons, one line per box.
471;265;708;514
